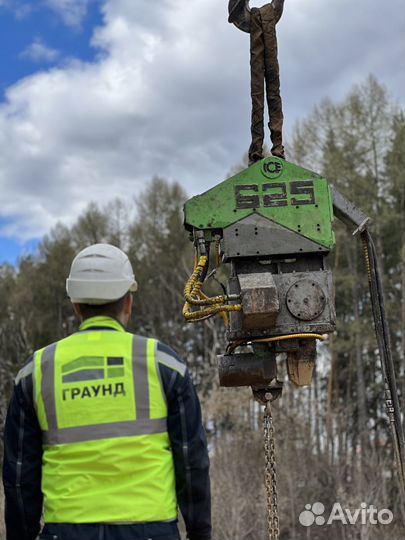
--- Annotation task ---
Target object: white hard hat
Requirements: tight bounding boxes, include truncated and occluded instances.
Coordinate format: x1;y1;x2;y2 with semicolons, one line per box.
66;244;138;305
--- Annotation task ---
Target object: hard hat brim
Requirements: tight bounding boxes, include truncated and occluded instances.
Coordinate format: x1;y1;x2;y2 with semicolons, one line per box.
67;278;138;305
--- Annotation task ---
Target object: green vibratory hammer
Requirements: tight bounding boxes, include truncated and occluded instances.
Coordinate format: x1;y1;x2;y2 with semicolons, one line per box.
183;157;359;393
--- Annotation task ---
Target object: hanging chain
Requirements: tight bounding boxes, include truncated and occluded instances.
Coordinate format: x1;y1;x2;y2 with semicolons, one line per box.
263;400;280;540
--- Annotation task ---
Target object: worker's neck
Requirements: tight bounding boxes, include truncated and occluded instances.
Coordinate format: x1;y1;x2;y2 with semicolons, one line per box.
80;313;128;329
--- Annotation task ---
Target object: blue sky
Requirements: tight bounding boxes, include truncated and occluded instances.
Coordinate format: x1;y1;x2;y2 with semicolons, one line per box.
0;0;404;266
0;0;102;264
0;2;102;100
0;221;38;265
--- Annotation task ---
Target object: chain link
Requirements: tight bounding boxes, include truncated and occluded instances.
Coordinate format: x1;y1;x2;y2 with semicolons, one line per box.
263;401;280;540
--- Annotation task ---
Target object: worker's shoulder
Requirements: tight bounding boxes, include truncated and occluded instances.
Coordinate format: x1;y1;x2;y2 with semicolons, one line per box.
19;333;72;381
14;354;35;385
126;332;188;377
15;336;62;384
154;340;187;377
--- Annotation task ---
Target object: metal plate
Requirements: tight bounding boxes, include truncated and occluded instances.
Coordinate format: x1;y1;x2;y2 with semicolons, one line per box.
183;159;336;250
223;214;329;260
286;279;326;321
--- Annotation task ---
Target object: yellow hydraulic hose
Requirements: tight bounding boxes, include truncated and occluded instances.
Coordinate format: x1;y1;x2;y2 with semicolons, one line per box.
183;302;242;322
187;280;228;306
361;234;372;282
195;287;231;326
227;333;326;354
183;254;242;323
255;333;326;344
184;256;228;306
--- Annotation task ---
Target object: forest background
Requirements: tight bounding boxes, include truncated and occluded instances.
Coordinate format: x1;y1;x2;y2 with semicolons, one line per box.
0;75;404;540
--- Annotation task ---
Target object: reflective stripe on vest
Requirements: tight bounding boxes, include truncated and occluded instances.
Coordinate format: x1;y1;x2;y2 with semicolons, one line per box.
33;323;177;524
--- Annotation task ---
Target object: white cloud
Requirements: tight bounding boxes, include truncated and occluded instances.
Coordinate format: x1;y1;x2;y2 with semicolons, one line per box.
0;1;34;19
44;0;91;27
0;0;404;241
14;4;32;19
20;37;60;63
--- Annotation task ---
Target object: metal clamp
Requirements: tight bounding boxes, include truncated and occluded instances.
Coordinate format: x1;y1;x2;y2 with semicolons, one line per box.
252;381;283;404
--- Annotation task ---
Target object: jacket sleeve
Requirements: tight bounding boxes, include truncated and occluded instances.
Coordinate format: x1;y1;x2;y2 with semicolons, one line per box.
157;342;211;540
2;359;43;540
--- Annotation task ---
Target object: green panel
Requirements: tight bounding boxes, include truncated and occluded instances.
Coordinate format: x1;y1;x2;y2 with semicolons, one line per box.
184;157;335;249
62;356;105;374
107;367;125;378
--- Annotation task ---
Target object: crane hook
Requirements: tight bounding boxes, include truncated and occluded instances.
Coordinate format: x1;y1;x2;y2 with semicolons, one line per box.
228;0;285;33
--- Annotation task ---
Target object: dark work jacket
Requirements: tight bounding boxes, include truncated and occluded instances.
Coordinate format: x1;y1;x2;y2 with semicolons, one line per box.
2;323;211;540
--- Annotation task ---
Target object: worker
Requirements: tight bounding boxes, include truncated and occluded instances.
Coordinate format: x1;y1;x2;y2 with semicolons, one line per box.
2;243;211;540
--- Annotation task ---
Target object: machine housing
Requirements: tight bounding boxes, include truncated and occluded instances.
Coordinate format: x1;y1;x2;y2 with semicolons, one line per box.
184;157;337;388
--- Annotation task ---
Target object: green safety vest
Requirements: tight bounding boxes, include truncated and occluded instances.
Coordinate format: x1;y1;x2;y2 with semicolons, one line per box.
33;316;177;524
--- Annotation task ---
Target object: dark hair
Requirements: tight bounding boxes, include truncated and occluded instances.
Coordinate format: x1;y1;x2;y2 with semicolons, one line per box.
78;291;131;320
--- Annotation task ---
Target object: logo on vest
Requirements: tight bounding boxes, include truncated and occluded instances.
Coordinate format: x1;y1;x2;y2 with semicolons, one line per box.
61;356;126;399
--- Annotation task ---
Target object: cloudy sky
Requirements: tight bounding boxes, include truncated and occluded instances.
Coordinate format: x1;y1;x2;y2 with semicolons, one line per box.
0;0;404;264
